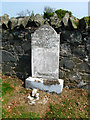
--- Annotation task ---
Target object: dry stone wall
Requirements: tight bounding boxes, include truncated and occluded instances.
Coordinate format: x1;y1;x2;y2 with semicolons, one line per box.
0;14;90;88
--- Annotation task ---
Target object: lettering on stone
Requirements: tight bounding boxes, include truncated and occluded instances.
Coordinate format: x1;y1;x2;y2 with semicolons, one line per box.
31;24;60;80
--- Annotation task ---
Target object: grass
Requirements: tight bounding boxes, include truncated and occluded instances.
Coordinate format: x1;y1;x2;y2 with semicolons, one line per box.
1;75;89;119
2;81;15;105
2;82;14;96
2;106;40;118
2;75;40;118
45;98;89;118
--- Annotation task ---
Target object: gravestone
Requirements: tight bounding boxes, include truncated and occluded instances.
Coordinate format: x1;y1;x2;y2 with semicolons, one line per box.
32;24;60;79
26;24;64;94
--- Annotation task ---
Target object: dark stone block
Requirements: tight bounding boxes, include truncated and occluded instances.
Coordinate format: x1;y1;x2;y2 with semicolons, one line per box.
60;43;72;56
72;46;87;58
2;63;14;75
15;46;23;54
86;44;90;55
61;30;82;45
78;18;86;30
77;63;90;72
0;32;2;40
22;41;31;52
59;70;66;78
15;55;31;78
60;57;74;70
2;50;16;62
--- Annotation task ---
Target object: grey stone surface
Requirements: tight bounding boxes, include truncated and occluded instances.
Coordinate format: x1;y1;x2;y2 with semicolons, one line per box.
77;63;90;72
72;45;87;58
61;30;82;45
26;77;64;94
2;50;16;62
31;24;60;79
62;13;69;27
77;81;87;88
0;50;2;64
50;13;61;28
34;14;45;26
78;18;86;30
60;57;74;70
60;43;72;56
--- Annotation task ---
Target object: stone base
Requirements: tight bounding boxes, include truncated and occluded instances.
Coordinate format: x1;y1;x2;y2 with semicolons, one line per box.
25;77;64;94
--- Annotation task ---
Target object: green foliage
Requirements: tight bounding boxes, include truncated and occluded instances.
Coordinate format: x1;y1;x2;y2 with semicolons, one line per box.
43;6;55;19
43;12;54;19
2;108;7;118
55;9;72;19
0;78;1;84
82;16;90;26
71;19;79;27
31;11;34;17
44;6;54;13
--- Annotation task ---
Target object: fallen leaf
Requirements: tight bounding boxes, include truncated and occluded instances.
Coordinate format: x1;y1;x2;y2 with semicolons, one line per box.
47;109;50;112
1;99;4;102
51;112;53;114
9;76;11;79
10;85;14;88
13;113;16;115
11;100;17;104
56;115;59;117
21;82;24;85
8;109;12;113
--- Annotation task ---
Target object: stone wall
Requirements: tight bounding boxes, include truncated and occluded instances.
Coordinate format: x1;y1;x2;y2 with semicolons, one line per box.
0;14;90;88
1;25;36;80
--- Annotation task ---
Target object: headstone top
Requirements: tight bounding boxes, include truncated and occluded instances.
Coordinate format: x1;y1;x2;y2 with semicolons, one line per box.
32;24;59;48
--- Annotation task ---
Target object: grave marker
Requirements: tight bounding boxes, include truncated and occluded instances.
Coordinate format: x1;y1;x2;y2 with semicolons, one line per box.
26;24;64;94
31;24;60;79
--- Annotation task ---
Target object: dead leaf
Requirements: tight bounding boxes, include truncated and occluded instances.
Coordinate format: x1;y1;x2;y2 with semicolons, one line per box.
8;109;12;113
21;82;24;85
9;76;11;79
1;99;4;102
47;109;50;112
10;85;14;88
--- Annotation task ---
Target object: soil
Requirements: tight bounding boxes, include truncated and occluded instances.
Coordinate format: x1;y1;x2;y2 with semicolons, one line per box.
2;75;88;118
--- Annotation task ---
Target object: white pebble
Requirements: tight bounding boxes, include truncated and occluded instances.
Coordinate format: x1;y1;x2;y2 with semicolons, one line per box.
27;95;34;101
36;93;39;98
32;88;38;97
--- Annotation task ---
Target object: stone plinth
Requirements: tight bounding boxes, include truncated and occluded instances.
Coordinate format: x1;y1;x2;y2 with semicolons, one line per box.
26;24;64;94
26;77;64;94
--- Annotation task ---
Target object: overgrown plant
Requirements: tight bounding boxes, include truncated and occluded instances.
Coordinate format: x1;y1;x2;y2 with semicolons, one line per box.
55;9;72;19
43;6;55;19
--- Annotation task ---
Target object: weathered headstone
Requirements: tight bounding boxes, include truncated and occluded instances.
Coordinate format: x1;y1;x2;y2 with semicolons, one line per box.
26;24;64;94
32;24;60;79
